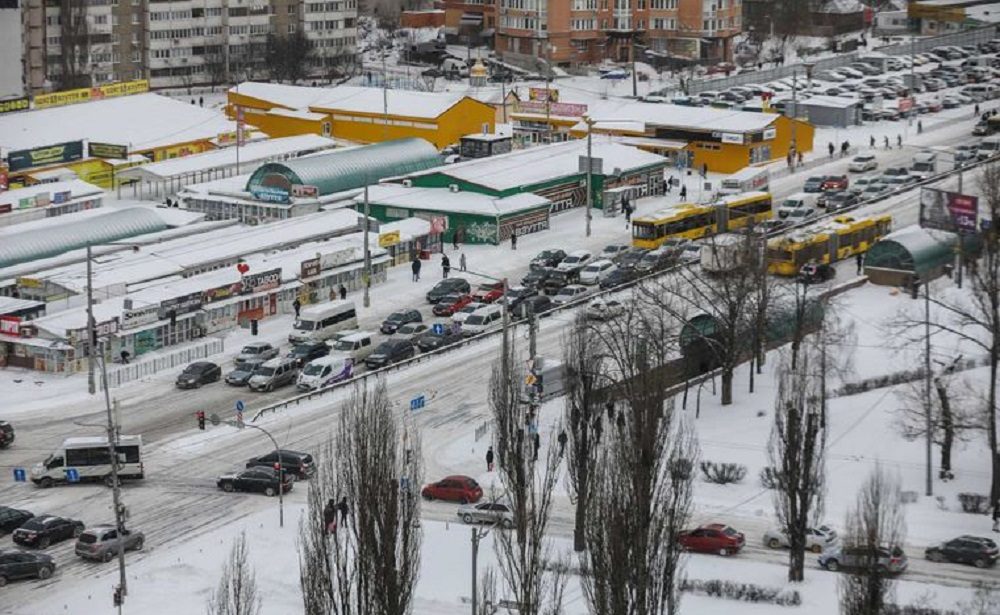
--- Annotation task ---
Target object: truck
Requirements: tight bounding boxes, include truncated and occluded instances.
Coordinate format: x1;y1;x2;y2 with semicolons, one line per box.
910;152;938;179
522;356;565;403
700;233;752;273
719;166;769;196
31;435;144;488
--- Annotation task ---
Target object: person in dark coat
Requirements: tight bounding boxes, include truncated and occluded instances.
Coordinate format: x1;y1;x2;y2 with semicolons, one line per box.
869;135;875;148
486;446;494;471
856;253;864;275
120;349;130;364
293;298;301;317
411;256;421;282
557;430;567;457
337;496;349;524
679;184;688;200
828;142;835;158
323;499;337;534
442;254;451;278
339;284;347;300
452;231;460;250
511;232;517;250
460;252;467;272
532;432;540;461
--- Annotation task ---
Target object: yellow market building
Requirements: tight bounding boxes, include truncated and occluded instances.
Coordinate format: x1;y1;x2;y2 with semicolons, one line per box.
227;82;496;150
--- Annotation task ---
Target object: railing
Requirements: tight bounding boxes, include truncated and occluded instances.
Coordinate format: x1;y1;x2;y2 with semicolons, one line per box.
251;156;995;422
102;338;225;390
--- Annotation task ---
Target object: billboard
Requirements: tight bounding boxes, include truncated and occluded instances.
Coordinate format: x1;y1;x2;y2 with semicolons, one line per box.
33;80;149;110
89;142;129;159
7;141;84;171
0;96;30;115
919;187;978;233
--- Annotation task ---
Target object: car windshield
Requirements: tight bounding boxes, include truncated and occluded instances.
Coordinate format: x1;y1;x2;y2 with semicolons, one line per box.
183;365;201;373
807;177;824;184
723;527;738;536
302;363;326;376
583;265;600;272
255;367;275;377
374;343;393;354
460;305;479;314
855;156;873;162
399;324;419;333
788;210;808;218
77;533;97;544
563;256;581;264
331;339;354;351
466;315;485;325
387;312;405;322
241;346;261;354
292;319;315;331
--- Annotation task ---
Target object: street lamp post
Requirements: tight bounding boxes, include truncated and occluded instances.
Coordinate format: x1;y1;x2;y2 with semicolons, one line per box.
584;115;595;238
363;185;371;308
96;341;128;610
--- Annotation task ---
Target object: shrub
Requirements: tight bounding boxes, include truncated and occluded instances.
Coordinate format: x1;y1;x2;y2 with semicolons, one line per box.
681;579;801;606
669;458;694;481
883;606;958;615
759;466;783;489
958;493;990;514
700;461;747;485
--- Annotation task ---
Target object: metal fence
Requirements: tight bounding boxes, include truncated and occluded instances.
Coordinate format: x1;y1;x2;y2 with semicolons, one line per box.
102;338;225;390
881;25;998;57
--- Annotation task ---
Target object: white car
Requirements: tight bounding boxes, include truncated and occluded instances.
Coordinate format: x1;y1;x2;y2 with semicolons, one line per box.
451;301;485;325
551;284;591;306
586;298;625;320
600;244;630;260
394;322;429;341
762;525;838;553
848;153;878;173
556;250;594;273
578;259;619;285
678;244;702;263
457;501;514;528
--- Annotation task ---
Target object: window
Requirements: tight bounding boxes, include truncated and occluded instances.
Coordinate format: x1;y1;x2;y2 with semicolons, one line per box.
93;14;107;24
288;23;297;33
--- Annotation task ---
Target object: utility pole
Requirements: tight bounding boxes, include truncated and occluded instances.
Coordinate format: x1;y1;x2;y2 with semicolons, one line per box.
98;341;128;608
382;48;389;140
86;244;96;395
924;274;933;496
528;306;537;360
471;527;480;615
544;43;552;144
363;185;371;308
585;115;594;237
790;71;798;162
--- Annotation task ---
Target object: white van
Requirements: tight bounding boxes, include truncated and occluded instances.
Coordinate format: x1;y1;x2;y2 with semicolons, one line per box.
327;331;375;363
461;304;504;337
289;300;358;344
719;166;770;196
910;152;937;178
297;354;354;391
777;193;818;218
964;84;999;101
441;57;469;77
31;436;144;488
977;136;1000;161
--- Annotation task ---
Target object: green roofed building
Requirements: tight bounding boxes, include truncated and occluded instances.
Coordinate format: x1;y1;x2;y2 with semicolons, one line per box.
863;227;961;287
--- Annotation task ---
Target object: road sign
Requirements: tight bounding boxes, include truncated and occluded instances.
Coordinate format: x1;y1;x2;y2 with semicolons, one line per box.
409;395;426;411
12;468;25;482
236;410;244;426
432;323;445;335
65;468;80;483
235;400;245;413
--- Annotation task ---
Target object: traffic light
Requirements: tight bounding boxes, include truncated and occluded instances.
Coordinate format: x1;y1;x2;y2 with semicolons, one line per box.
196;411;206;430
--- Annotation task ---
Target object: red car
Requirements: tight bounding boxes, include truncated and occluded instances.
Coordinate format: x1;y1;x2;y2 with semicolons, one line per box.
677;523;745;555
421;475;483;504
472;282;505;304
432;293;473;317
821;175;849;192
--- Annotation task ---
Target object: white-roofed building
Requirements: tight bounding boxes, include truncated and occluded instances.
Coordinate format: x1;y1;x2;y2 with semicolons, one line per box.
0;180;105;228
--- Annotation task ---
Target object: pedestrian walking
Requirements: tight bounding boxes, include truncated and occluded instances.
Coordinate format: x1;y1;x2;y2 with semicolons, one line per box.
459;252;467;272
452;231;459;250
411;256;421;282
511;232;517;250
665;177;673;193
797;151;803;166
840;141;848;157
679;184;687;200
293;298;301;317
884;135;890;150
486;446;494;472
869;135;876;148
701;163;708;178
897;134;902;149
323;499;337;534
786;152;793;169
624;202;632;228
918;120;923;134
120;349;130;364
339;284;347;300
975;103;981;116
557;430;567;457
828;142;835;158
329;287;337;301
199;96;204;107
442;254;451;278
856;253;864;275
337;496;349;524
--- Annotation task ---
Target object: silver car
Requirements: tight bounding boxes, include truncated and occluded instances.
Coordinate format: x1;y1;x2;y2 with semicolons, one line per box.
457;501;514;528
235;342;279;367
763;525;838;553
75;525;144;562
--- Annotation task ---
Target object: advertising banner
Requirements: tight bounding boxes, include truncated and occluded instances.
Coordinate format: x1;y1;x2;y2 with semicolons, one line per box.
8;141;85;171
52;190;71;204
291;184;319;198
0;96;30;115
516;101;588;117
89;142;129;159
33;80;149;110
202;281;243;303
378;230;401;248
0;316;20;336
720;133;745;145
157;292;204;319
0;164;7;192
242;268;282;294
121;305;160;330
319;248;357;270
529;87;559;102
920;187;979;233
300;257;321;279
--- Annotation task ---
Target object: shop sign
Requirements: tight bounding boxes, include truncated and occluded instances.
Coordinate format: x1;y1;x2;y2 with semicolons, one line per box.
291;184;319;198
0;164;7;192
0;316;20;336
762;127;777;141
517;101;588;117
203;281;243;303
499;209;549;243
33;79;149;110
52;190;72;204
74;318;119;340
529;87;559;102
250;185;291;203
242;268;282;294
34;192;50;208
121;305;160;330
0;204;10;214
238;306;265;324
720;133;744;145
0;96;29;115
300;257;321;279
157;291;203;319
319;248;356;270
88;142;129;159
17;277;42;288
378;230;401;248
8;141;85;172
18;197;35;209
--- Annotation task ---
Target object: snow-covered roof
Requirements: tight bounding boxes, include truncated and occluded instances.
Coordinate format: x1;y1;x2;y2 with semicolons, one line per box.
0;180;103;209
403;139;667;192
266;107;329;121
816;0;864;13
0;296;44;316
378;217;432;240
800;95;862;109
232;82;473;120
117;135;337;181
362;184;550;217
0;93;234;154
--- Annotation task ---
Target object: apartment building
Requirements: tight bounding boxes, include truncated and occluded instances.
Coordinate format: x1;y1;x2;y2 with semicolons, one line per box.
19;0;357;93
492;0;741;67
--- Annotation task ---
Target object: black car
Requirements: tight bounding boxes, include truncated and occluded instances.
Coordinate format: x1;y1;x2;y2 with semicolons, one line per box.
175;361;221;389
825;191;859;211
512;295;553;320
0;551;55;586
426;278;471;303
381;309;423;334
926;536;999;568
246;449;315;480
530;249;566;271
217;467;292;496
505;286;537;311
798;263;836;284
12;514;85;549
521;269;551;290
365;339;416;369
286;342;329;366
225;366;256;387
600;267;639;290
803;176;830;193
614;248;648;270
0;507;33;534
542;270;578;295
0;421;13;449
415;328;462;352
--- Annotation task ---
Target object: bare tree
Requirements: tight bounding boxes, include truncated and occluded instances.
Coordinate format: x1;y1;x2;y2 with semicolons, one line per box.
838;466;907;615
267;31;316;83
57;0;91;89
207;531;262;615
768;347;826;582
298;381;422;615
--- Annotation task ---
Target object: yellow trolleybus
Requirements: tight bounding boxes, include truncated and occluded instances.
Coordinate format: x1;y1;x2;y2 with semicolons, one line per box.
766;214;893;276
631;191;773;250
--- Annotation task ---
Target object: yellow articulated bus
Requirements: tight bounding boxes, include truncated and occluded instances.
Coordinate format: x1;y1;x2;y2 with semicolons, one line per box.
631;191;773;250
766;214;893;276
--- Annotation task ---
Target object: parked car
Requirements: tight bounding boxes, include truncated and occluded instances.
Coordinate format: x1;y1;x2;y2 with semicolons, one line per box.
925;536;999;568
551;284;591;306
555;249;593;273
0;507;33;534
521;269;551;290
0;551;55;585
175;361;221;389
432;293;473;317
415;327;462;352
848;154;878;173
234;342;279;367
75;525;145;562
452;301;485;325
542;270;578;295
530;249;567;271
381;309;423;334
457;501;514;528
512;294;553;320
825;191;860;211
677;524;746;555
850;176;881;195
861;184;892;200
614;248;648;270
819;545;908;574
225;366;256;387
246;449;315;480
421;475;483;504
821;175;849;192
218;466;293;496
600;267;639;290
0;420;15;449
803;176;830;193
762;525;838;553
636;247;673;273
286;342;329;367
678;244;702;263
798;263;836;284
599;244;630;261
461;305;505;336
472;282;505;304
426;278;471;303
395;322;429;341
247;357;299;392
579;259;619;285
365;339;416;369
586;298;625;320
12;514;85;549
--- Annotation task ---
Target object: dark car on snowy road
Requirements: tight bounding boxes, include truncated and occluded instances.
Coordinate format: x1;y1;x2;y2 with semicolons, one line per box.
926;536;999;568
0;551;55;586
365;339;416;369
12;515;85;549
426;278;471;303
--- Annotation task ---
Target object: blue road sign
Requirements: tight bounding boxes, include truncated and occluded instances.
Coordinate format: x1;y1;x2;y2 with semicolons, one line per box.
65;468;80;483
12;468;26;482
235;400;245;413
432;323;445;335
409;395;425;411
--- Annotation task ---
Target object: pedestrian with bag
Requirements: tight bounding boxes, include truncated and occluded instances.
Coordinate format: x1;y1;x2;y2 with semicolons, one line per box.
442;254;451;278
511;232;517;250
486;446;494;472
293;298;301;317
679;184;687;200
411;256;421;282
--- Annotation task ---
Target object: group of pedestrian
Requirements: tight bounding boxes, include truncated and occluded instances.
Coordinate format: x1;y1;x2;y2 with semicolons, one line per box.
322;496;349;535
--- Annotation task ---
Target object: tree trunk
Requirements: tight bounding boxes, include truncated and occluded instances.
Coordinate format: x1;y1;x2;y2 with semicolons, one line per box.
990;354;999;517
721;368;733;405
574;428;589;552
748;355;755;394
935;380;954;475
